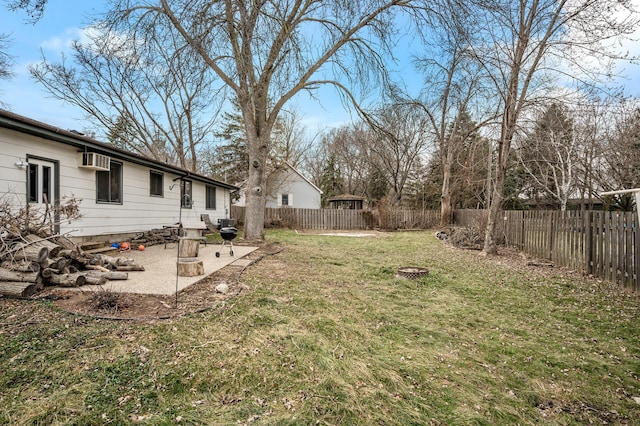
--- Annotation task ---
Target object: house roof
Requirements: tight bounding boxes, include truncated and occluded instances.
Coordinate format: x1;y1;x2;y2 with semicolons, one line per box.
0;109;238;190
235;162;323;194
277;162;323;194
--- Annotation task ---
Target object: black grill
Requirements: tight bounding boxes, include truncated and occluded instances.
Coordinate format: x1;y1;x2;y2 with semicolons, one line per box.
216;219;237;257
219;226;238;241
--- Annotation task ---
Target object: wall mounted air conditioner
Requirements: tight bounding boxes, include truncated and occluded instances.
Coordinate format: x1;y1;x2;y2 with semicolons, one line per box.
78;152;111;171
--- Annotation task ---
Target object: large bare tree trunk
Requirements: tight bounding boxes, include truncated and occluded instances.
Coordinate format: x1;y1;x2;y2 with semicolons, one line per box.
243;130;269;242
483;159;506;255
440;149;454;226
484;100;515;254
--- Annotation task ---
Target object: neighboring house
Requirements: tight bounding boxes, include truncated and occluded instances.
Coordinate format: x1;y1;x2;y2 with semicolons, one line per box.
235;162;322;209
0;109;237;239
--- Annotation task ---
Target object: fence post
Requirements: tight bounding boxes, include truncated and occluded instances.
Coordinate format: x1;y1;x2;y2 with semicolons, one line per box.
548;211;556;261
632;213;640;292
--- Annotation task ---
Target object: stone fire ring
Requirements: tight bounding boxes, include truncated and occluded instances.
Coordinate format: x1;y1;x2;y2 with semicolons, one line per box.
397;266;430;280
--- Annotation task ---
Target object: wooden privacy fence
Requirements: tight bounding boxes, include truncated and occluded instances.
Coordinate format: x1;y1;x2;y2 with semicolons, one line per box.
455;209;639;292
230;206;638;292
230;206;440;230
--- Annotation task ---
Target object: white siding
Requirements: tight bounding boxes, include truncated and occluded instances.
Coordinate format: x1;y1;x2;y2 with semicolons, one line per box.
0;126;232;237
265;168;321;209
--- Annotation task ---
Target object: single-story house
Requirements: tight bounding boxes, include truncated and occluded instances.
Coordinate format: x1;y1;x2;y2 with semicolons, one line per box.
234;162;322;209
0;109;238;240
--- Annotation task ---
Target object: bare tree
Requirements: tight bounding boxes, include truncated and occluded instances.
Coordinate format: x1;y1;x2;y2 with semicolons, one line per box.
106;0;418;241
0;33;13;80
471;0;639;254
516;102;578;211
300;138;330;191
30;21;224;171
270;108;315;169
1;0;47;105
322;124;373;197
368;102;431;205
5;0;47;22
597;97;640;210
203;104;314;198
405;0;498;225
572;96;617;209
0;33;14;106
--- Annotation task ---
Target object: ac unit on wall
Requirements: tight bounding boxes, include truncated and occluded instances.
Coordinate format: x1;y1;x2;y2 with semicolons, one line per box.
78;152;111;171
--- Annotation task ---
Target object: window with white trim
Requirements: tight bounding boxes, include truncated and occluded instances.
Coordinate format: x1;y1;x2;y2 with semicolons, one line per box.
150;171;164;197
96;161;122;203
279;193;293;207
206;185;216;209
180;180;192;208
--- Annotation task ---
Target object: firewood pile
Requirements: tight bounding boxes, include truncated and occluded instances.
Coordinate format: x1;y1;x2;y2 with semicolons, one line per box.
129;227;181;247
0;234;145;298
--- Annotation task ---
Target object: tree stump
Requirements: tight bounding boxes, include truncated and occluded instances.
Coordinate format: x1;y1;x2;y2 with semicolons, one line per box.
177;257;204;277
178;238;200;258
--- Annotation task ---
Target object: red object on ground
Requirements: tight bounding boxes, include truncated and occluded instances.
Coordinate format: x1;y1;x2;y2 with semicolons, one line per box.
120;242;130;251
138;244;145;251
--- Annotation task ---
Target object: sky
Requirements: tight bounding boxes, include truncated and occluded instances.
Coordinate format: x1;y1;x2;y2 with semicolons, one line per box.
1;1;640;141
0;0;379;138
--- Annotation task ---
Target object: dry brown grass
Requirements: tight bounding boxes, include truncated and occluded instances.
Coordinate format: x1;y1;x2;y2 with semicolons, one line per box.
1;230;638;425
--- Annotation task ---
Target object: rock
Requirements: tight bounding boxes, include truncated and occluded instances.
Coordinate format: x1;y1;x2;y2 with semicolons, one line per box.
215;283;229;294
435;231;449;240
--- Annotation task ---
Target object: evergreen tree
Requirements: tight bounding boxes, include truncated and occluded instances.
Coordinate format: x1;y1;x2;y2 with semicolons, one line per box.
366;165;389;205
209;109;249;185
106;114;135;150
319;155;345;206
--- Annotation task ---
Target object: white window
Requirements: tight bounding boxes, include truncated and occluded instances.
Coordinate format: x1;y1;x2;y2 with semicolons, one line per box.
180;180;192;208
96;161;122;204
278;193;293;207
150;171;164;197
206;185;216;209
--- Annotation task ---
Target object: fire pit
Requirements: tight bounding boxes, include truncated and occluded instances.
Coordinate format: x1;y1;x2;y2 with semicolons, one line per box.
397;266;430;280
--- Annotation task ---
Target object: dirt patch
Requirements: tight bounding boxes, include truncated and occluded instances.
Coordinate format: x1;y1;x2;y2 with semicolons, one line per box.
295;229;388;237
10;239;601;321
35;243;283;321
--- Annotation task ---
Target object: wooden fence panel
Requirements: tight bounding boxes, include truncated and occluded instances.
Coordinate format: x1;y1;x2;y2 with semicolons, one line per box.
229;205;638;292
232;206;436;230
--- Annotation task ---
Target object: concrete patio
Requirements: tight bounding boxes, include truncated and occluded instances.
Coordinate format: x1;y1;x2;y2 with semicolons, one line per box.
75;242;258;296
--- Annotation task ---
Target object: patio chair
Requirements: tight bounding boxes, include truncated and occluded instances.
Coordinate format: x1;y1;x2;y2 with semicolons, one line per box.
200;214;217;235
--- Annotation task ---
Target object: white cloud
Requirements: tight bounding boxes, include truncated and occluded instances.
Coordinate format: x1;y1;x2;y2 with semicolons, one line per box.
39;27;86;53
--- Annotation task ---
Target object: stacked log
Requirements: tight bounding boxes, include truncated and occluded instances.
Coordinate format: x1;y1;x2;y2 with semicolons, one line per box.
0;234;145;298
130;227;180;247
0;269;43;297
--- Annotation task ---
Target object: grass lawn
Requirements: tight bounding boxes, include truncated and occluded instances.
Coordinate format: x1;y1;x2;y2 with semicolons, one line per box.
1;230;639;425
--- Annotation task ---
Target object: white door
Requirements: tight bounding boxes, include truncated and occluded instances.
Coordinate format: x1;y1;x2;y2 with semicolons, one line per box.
27;158;57;207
